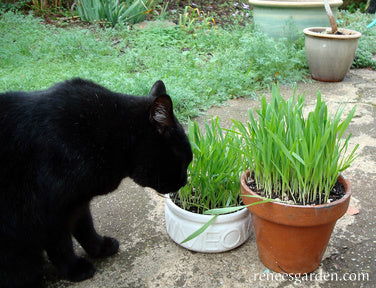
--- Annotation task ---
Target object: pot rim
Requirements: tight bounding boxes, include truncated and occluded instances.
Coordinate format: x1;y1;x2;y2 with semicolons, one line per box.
241;171;352;226
241;170;351;209
249;0;343;8
166;194;250;224
303;27;362;39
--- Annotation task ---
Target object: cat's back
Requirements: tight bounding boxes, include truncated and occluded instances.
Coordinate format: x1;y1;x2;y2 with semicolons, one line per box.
0;89;39;143
0;79;102;152
0;78;113;108
0;78;118;129
0;89;36;117
0;78;144;164
0;79;129;198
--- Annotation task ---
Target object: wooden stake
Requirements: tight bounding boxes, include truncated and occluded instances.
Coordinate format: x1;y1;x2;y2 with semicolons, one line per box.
324;0;338;34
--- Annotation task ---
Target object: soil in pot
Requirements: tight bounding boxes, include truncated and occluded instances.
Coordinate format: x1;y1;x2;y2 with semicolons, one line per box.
169;190;244;214
245;171;346;205
317;28;358;36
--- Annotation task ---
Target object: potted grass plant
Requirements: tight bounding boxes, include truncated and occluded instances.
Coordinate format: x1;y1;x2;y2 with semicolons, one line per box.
206;84;358;273
303;0;362;81
165;118;252;253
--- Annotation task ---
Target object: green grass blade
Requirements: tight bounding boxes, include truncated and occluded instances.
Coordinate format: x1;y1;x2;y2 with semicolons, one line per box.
204;206;245;215
180;215;218;244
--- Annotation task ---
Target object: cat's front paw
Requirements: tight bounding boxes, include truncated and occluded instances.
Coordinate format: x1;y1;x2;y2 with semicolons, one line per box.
64;257;96;282
90;236;119;258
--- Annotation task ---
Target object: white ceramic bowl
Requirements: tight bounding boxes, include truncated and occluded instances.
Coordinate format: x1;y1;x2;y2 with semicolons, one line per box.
165;195;252;253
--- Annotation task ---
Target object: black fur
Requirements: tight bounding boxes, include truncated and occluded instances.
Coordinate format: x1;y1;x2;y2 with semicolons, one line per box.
367;0;376;13
0;79;192;287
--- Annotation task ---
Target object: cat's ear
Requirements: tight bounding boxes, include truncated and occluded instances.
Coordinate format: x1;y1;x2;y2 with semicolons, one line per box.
149;80;167;98
150;95;174;134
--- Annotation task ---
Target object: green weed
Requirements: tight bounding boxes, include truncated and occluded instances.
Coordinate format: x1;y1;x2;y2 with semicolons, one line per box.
338;10;376;69
178;5;215;31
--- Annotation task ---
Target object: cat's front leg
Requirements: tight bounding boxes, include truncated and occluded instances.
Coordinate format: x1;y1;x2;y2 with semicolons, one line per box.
73;203;119;259
46;230;96;282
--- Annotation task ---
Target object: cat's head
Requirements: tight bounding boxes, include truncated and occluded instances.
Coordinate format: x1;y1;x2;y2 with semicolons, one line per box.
131;81;192;194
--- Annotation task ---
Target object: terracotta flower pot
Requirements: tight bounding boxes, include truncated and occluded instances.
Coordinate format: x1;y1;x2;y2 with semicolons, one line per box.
304;27;361;82
241;171;351;274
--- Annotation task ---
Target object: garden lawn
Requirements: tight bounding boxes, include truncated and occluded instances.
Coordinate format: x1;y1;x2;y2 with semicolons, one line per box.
0;11;308;120
0;10;375;120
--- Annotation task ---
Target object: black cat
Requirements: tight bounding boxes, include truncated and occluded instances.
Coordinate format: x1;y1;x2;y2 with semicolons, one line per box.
0;79;192;287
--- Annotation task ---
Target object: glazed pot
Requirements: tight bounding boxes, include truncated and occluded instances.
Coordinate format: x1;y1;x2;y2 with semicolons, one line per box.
249;0;343;38
304;27;362;82
165;195;252;253
241;171;351;274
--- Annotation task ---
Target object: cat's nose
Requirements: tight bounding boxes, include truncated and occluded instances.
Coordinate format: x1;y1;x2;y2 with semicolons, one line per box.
179;172;188;188
180;177;187;187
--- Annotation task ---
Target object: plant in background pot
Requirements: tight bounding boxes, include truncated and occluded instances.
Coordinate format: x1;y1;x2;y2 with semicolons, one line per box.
303;0;362;81
215;84;358;274
165;118;252;253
